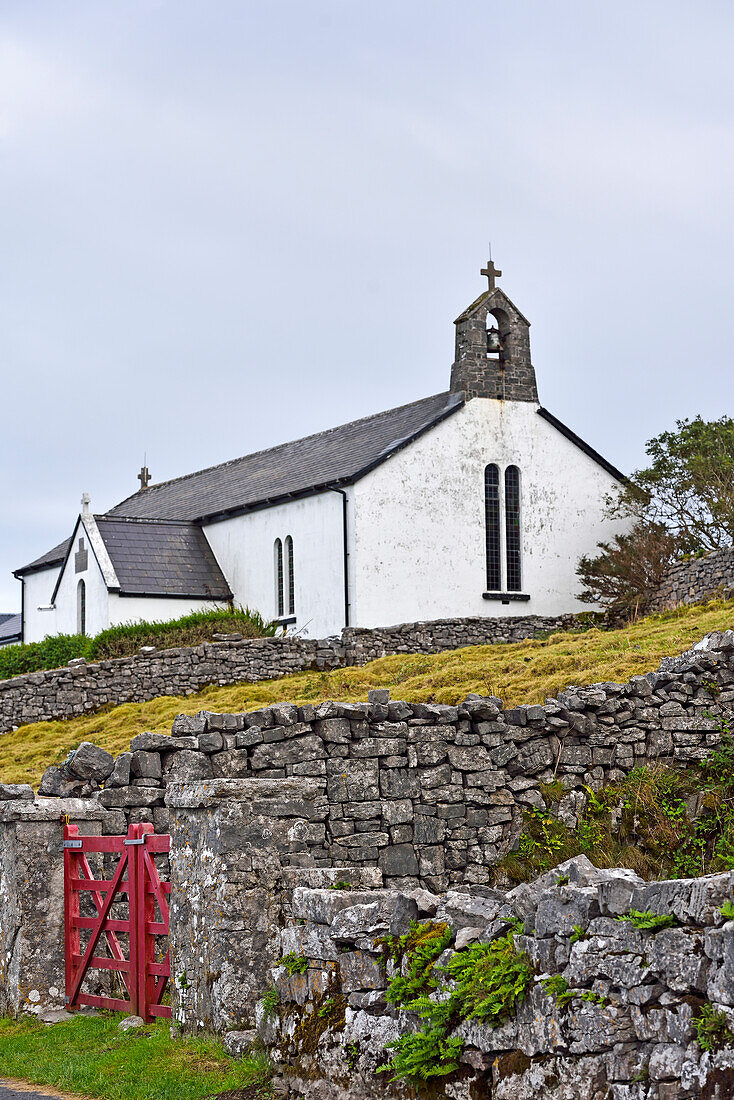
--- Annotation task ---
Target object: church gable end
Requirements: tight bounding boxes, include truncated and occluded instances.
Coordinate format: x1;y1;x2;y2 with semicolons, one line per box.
450;262;538;403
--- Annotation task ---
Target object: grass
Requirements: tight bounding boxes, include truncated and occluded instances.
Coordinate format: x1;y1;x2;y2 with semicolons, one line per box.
2;598;734;789
0;1012;271;1100
0;607;274;681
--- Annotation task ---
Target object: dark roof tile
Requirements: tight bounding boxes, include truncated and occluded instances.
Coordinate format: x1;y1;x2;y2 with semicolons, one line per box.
95;518;232;600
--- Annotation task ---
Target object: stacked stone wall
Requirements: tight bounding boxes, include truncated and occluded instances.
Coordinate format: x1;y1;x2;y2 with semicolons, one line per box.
0;613;576;734
42;630;734;893
650;546;734;613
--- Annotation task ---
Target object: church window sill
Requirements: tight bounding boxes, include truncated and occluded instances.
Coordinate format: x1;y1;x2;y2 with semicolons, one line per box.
482;592;530;605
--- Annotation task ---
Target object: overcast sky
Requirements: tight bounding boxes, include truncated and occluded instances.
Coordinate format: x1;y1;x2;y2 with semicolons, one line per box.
2;1;734;611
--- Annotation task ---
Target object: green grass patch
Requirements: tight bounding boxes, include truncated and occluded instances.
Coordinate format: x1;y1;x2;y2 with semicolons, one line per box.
0;606;274;681
0;1012;271;1100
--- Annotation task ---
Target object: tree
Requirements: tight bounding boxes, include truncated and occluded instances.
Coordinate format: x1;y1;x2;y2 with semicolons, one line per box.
576;520;678;621
576;416;734;618
635;416;734;553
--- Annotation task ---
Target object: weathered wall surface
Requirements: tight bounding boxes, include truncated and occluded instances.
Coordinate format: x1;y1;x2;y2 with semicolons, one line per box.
0;790;123;1017
41;630;734;894
162;777;734;1100
650;546;734;613
262;855;734;1100
0;613;575;734
350;399;627;625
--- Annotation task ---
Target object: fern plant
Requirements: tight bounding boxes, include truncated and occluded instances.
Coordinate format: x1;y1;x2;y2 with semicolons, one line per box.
279;952;308;976
616;909;677;932
542;974;577;1008
719;899;734;920
694;1002;734;1052
378;1027;464;1083
441;932;534;1025
383;922;452;1007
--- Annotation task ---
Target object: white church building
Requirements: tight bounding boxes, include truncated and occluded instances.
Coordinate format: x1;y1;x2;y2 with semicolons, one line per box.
14;263;626;643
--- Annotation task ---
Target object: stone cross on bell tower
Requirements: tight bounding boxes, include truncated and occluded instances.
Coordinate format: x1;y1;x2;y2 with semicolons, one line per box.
480;259;502;290
449;259;538;402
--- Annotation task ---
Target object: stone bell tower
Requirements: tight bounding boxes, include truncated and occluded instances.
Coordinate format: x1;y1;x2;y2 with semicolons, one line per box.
450;259;538;402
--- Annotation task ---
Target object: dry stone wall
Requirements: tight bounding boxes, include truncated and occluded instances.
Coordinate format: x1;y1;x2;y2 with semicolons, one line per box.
650;547;734;613
0;613;577;735
260;855;734;1100
163;780;734;1100
42;630;734;892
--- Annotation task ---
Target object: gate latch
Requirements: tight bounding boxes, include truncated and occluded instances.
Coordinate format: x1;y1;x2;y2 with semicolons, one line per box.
123;837;147;846
63;839;83;849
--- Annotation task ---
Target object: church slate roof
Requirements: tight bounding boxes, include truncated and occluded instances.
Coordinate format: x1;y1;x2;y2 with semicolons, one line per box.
0;613;22;645
94;518;233;600
106;391;466;523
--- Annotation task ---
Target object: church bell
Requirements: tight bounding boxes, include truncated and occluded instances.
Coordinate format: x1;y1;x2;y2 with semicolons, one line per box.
486;326;501;354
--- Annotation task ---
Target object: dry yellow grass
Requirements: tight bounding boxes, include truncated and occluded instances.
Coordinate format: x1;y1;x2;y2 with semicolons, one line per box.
2;599;733;789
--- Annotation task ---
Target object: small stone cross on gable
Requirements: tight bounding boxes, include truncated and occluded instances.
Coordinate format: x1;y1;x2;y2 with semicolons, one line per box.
138;465;151;490
481;259;502;291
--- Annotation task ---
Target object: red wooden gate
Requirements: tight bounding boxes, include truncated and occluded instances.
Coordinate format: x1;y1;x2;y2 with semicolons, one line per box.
63;822;171;1021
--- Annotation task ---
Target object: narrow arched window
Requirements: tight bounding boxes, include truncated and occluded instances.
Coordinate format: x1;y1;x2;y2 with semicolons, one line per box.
285;536;295;615
484;464;501;590
77;579;86;636
274;538;284;617
505;465;522;591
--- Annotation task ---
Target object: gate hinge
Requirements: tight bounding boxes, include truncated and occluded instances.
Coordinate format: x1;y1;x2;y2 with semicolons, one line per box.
123;837;147;846
63;839;83;849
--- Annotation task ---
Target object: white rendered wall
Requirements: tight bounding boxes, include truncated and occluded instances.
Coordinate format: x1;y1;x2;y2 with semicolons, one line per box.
107;593;227;626
350;398;626;626
203;492;346;637
22;567;61;642
52;542;110;637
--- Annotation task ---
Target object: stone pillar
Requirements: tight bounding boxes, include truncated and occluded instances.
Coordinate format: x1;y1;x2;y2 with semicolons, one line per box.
165;777;327;1033
0;793;122;1017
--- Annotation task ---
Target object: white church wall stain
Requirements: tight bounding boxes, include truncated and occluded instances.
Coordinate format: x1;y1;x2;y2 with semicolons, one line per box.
202;491;347;638
350;398;626;626
52;539;109;637
22;566;61;642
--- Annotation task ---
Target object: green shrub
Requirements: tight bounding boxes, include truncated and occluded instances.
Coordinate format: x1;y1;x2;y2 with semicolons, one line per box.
0;607;275;681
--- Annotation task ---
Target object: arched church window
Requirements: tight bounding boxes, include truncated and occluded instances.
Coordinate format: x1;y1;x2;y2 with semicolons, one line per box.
285;536;295;615
484;464;501;590
505;466;522;591
274;539;284;617
77;579;86;636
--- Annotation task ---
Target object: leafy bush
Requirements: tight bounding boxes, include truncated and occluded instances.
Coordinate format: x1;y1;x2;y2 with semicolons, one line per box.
0;607;275;681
